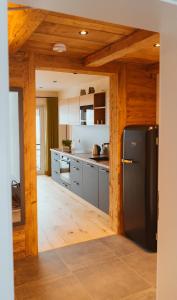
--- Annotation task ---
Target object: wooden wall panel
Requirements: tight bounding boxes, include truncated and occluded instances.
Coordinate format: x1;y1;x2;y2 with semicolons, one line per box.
10;54;38;259
115;62;157;234
126;63;157;125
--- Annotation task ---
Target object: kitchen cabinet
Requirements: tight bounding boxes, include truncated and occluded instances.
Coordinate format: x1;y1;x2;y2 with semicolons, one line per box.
82;162;99;208
99;167;109;213
80;94;94;106
59;98;68;124
51;151;109;214
68;96;80;125
70;158;83;196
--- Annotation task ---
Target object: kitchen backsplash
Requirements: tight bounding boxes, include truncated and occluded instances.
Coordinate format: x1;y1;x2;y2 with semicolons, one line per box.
71;125;109;152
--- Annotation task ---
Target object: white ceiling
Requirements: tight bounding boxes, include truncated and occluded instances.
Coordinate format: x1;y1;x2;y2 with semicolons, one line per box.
35;70;106;92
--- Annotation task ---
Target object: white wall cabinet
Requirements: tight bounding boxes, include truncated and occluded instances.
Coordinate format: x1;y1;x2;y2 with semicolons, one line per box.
59;98;69;124
68;97;80;125
79;94;94;106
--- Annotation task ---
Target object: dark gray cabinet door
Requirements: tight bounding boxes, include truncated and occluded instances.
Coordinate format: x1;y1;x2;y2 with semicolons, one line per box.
82;162;98;207
99;168;109;214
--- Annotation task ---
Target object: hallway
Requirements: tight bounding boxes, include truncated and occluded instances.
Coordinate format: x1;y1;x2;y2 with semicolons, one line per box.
38;176;114;252
15;235;156;299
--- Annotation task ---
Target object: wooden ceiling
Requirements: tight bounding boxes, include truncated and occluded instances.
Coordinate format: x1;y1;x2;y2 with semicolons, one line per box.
8;4;160;66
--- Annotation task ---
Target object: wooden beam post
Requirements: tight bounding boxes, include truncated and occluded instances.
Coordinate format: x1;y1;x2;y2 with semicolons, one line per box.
109;65;127;233
23;53;38;256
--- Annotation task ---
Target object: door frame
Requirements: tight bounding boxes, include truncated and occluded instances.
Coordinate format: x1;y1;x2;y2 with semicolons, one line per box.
34;59;121;234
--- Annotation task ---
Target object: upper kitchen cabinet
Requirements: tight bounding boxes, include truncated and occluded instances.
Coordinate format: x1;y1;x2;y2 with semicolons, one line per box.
59;97;80;125
80;94;94;106
59;98;69;124
68;96;80;125
59;92;108;126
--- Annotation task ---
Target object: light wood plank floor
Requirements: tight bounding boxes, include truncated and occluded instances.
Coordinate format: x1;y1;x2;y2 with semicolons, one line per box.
37;176;115;252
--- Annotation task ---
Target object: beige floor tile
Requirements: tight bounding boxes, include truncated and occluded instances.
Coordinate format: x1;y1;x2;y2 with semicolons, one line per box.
122;288;156;300
15;275;93;300
55;238;117;271
14;250;71;287
121;251;157;286
74;258;150;300
100;235;141;257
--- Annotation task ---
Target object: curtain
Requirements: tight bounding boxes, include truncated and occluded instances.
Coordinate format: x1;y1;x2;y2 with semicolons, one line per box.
46;98;58;176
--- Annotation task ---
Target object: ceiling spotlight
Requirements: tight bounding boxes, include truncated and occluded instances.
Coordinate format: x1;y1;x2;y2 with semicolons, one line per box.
79;30;88;36
53;43;67;53
153;43;160;48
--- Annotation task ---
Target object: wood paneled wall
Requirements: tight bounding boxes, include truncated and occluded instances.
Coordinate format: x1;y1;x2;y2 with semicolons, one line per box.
126;63;157;125
10;54;38;259
114;62;157;233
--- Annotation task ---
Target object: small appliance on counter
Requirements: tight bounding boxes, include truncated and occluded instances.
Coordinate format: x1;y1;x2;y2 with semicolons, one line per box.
92;144;101;156
102;143;110;157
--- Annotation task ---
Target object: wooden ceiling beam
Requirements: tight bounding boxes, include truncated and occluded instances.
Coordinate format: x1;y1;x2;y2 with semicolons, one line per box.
8;9;47;54
34;54;119;75
46;12;134;35
85;30;159;67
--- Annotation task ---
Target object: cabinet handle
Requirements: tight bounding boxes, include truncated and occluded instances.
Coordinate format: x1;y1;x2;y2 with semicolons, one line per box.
100;168;109;173
86;163;94;168
73;181;79;186
73;166;79;170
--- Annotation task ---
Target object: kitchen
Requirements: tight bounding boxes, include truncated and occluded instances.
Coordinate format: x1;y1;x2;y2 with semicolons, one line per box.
8;5;159;299
36;71;114;251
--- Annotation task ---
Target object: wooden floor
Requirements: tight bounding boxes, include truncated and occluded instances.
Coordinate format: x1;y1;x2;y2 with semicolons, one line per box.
15;235;157;300
37;176;115;252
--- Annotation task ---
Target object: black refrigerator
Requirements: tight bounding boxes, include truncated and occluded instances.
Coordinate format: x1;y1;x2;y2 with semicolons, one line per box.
122;125;158;252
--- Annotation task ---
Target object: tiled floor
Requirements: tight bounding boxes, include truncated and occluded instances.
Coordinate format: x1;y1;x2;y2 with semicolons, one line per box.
15;235;157;300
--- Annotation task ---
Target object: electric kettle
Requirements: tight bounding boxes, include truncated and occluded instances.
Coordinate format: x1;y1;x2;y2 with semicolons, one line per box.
92;144;101;156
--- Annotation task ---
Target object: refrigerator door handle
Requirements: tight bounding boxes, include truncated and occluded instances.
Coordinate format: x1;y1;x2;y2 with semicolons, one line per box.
121;159;134;164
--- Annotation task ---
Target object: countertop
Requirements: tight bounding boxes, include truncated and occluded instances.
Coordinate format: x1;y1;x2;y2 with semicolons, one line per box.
51;148;109;170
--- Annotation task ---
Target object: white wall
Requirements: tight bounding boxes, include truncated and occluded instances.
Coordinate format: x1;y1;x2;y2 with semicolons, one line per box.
59;77;109;99
71;125;109;152
0;1;14;299
157;3;177;300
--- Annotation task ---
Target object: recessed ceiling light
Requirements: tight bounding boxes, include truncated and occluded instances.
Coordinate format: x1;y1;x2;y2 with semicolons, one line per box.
53;43;67;52
79;30;88;36
53;80;58;83
153;43;160;48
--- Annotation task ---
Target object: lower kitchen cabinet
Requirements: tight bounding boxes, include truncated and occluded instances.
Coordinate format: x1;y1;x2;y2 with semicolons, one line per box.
82;162;99;208
70;158;83;196
52;169;60;183
51;151;109;213
99;168;109;214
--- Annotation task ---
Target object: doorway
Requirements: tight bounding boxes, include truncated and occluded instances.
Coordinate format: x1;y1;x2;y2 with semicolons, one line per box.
35;70;115;253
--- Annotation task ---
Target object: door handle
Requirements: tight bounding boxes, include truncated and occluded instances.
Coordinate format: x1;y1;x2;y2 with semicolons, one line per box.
121;159;133;164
